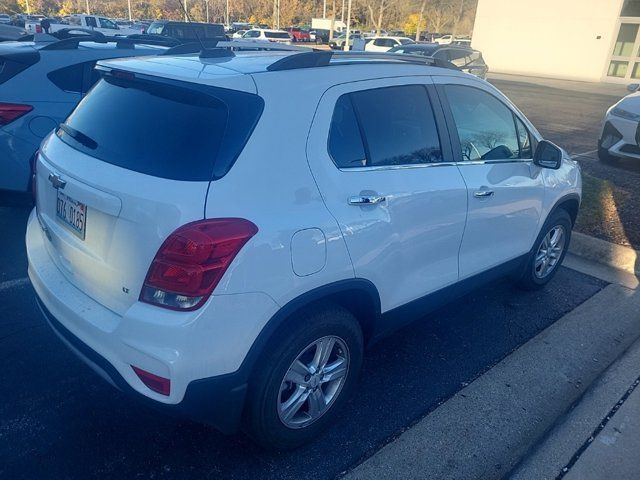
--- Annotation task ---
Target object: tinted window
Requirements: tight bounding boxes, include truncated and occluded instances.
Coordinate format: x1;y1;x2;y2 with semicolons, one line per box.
48;63;84;93
58;76;264;181
99;17;117;29
444;85;520;161
265;31;290;39
329;85;442;168
85;16;97;27
328;95;366;168
204;24;225;38
146;22;164;34
448;49;470;67
433;50;447;60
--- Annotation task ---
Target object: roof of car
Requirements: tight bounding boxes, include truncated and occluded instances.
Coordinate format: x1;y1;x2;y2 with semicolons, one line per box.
151;20;224;25
249;28;290;33
97;49;468;90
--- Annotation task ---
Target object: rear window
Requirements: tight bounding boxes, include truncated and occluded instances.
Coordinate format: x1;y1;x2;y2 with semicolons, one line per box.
265;31;290;39
57;75;264;181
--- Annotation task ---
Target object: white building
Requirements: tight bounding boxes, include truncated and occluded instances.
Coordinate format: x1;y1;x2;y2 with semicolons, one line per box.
471;0;640;83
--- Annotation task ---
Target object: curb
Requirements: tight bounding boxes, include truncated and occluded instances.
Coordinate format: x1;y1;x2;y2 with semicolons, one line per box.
569;232;640;276
341;284;640;480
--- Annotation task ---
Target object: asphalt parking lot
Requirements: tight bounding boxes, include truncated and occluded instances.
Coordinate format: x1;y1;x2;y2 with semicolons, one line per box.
0;212;605;479
0;76;632;479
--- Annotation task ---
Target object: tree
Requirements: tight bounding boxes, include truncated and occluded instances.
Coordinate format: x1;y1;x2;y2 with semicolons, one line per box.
403;12;424;37
425;0;457;33
363;0;388;35
413;0;425;40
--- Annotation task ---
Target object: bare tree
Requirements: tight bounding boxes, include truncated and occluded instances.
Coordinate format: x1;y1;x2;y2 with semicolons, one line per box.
425;0;457;33
365;0;388;35
415;0;425;41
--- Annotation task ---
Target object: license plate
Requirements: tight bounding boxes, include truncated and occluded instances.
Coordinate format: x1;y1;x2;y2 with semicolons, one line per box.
56;191;87;240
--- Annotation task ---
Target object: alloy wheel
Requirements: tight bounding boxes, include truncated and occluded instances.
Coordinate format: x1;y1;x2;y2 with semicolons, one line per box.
277;335;350;429
534;225;566;279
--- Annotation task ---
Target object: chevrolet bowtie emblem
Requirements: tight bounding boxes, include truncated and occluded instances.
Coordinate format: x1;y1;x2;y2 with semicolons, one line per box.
48;173;66;190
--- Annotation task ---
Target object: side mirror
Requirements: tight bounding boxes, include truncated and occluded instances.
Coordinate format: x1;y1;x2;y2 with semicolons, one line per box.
533;140;563;169
628;83;640;92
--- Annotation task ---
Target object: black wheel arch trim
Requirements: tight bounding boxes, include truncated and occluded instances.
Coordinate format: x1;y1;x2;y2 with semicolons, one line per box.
547;193;581;226
238;278;382;375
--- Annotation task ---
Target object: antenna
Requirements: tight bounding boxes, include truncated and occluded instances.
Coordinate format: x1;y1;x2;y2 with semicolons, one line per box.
175;0;209;54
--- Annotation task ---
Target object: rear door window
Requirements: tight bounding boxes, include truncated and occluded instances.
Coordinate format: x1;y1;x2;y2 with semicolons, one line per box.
57;76;264;181
328;85;443;168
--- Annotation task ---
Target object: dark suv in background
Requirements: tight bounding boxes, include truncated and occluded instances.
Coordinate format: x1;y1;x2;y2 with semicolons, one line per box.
145;20;227;43
390;43;488;79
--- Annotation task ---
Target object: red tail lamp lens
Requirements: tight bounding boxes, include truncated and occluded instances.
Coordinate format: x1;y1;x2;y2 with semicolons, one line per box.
140;218;258;311
0;103;33;126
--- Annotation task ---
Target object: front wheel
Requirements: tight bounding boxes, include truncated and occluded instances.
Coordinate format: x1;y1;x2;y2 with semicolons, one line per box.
243;304;363;450
517;209;572;290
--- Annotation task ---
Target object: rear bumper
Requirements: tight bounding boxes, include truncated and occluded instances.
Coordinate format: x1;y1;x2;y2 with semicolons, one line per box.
26;209;280;433
35;294;248;433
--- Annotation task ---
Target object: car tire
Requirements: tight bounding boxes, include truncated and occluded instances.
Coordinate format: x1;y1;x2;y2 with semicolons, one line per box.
243;303;363;450
516;208;572;290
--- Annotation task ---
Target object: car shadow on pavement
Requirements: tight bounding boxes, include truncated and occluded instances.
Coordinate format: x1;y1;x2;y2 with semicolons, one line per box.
0;268;605;480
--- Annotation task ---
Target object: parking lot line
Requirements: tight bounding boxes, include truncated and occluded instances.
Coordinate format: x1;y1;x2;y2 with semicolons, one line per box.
571;149;597;158
0;277;29;292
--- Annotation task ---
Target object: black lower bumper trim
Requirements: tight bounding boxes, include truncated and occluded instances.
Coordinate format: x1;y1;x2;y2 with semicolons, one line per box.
34;294;248;434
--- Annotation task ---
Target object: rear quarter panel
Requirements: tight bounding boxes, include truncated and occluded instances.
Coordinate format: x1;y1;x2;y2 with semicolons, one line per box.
204;70;354;307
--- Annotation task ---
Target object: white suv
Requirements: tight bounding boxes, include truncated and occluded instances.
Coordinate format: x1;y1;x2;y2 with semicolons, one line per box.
27;49;581;450
241;28;292;43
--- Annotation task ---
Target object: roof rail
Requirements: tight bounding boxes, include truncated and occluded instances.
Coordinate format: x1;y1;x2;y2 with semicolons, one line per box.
216;40;314;52
266;50;458;72
160;39;317;59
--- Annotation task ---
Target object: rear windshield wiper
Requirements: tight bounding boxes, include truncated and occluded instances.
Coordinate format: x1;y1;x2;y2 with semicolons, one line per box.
58;123;98;150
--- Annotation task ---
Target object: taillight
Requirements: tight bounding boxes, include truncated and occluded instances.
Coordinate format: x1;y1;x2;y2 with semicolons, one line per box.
0;103;33;126
140;218;258;311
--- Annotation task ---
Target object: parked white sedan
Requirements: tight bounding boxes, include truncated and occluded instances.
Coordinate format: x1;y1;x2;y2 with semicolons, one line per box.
599;84;640;161
365;36;415;52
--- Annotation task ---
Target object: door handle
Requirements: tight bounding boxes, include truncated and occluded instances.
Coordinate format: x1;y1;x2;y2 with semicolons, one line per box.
473;190;494;198
348;195;386;206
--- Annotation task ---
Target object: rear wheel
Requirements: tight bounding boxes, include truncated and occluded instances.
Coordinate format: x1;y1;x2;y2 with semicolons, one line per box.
517;209;572;290
243;304;363;450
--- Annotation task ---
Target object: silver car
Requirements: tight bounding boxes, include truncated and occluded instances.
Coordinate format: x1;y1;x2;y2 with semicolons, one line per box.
0;33;168;192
